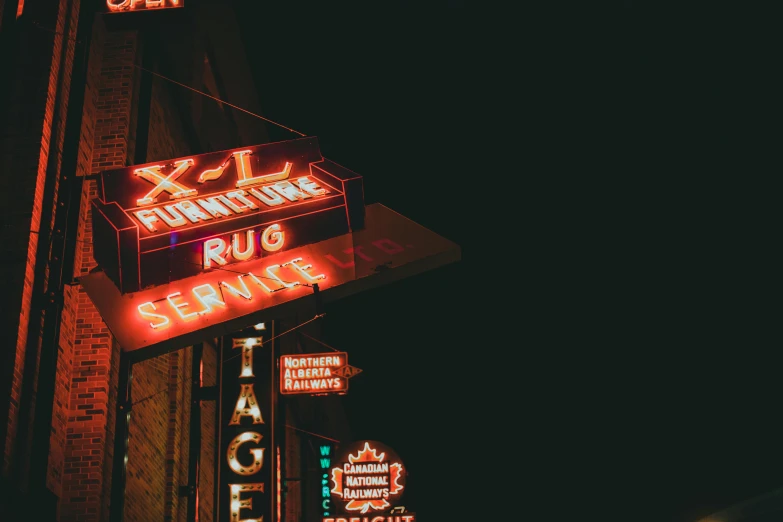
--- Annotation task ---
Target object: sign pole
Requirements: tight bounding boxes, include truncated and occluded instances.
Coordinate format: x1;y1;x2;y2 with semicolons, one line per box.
185;343;203;522
109;353;133;522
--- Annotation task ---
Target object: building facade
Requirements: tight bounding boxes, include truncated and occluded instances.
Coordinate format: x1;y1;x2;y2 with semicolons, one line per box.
0;1;354;520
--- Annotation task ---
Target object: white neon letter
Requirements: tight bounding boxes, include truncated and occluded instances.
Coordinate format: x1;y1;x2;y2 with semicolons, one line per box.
153;205;188;228
271;180;311;202
282;257;325;282
204;238;230;268
295;176;328;196
230;383;264;425
137;301;170;329
233;148;292;188
134;209;160;232
227;432;265;476
246;272;275;293
221;276;253;300
135;159;196;206
175;200;212;223
232;336;261;377
232;230;255;261
260;224;284;252
225;190;258;211
217;194;246;214
229;483;264;522
192;284;225;312
166;292;199;320
266;264;299;289
249;186;284;207
196;197;231;218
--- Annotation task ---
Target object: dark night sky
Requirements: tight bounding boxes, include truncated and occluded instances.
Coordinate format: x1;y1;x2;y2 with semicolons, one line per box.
232;2;480;518
230;2;778;521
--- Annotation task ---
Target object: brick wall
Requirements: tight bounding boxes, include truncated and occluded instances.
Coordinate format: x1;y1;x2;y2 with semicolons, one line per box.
0;0;71;480
121;43;198;522
59;26;138;522
146;74;193;162
285;425;303;522
124;354;169;520
44;0;83;498
199;341;218;522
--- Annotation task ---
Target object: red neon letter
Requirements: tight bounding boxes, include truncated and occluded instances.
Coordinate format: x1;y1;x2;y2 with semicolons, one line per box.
372;239;404;254
106;0;130;11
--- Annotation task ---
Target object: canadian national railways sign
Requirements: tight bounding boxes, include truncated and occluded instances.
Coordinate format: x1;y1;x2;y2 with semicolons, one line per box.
329;441;407;515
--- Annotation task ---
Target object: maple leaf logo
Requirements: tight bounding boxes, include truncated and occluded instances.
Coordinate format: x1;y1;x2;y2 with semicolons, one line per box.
330;442;405;513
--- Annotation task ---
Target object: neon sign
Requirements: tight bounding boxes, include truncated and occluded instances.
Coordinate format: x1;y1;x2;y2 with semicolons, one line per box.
280;352;348;395
218;334;276;522
322;515;415;522
81;203;462;355
106;0;183;12
91;137;365;293
319;444;333;517
328;441;406;515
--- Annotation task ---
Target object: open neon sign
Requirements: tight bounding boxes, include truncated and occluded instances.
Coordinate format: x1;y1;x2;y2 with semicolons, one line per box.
106;0;183;12
92;137;364;293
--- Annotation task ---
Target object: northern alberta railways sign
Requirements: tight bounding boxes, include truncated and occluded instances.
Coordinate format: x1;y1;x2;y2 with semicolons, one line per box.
92;137;364;294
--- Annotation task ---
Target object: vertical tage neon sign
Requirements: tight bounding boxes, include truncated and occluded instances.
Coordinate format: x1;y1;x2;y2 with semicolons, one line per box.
219;334;274;522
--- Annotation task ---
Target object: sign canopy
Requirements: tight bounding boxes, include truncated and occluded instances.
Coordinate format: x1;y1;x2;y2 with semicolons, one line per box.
81;203;460;358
